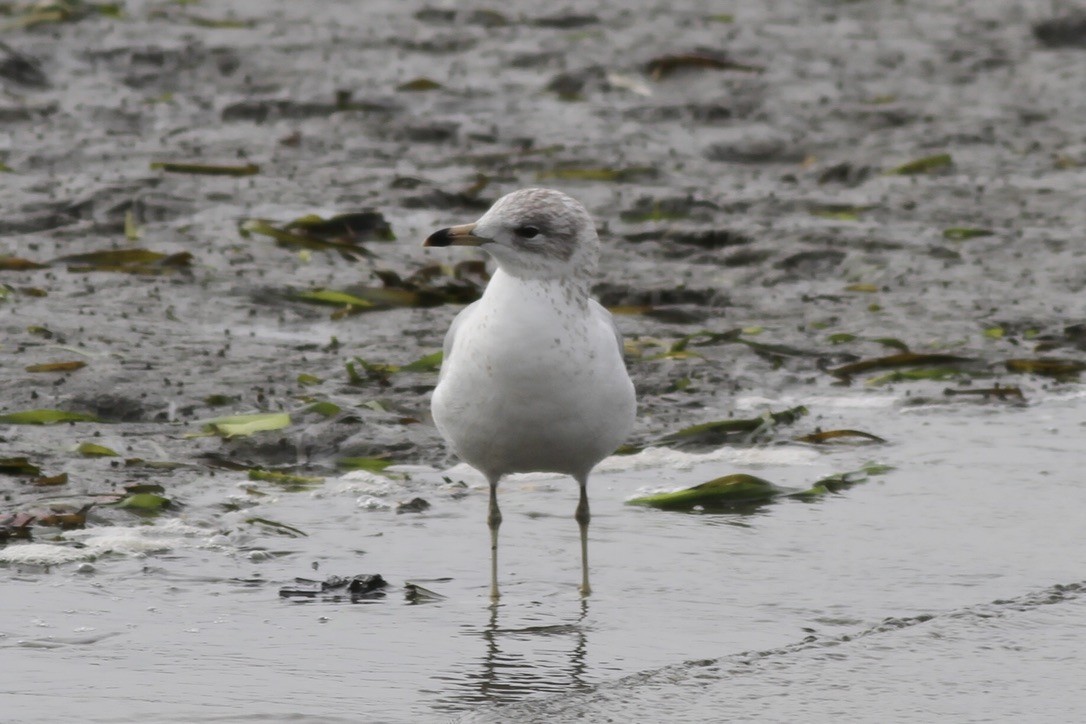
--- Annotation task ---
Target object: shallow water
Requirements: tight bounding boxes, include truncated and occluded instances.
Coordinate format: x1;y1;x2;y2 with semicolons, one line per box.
4;387;1085;723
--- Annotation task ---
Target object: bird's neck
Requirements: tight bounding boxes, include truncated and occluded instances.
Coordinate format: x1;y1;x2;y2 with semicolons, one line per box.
487;268;592;307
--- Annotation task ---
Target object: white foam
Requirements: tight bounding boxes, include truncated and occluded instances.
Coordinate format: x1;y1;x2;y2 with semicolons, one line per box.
0;520;219;566
441;462;487;481
734;393;897;411
801;394;898;409
437;463;572;485
0;544;95;566
356;496;392;511
424;446;820;482
596;445;819;473
64;519;211;543
319;471;400;498
386;464;441;475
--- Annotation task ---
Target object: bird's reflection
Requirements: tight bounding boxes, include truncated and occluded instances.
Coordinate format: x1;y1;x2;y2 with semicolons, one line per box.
429;597;590;713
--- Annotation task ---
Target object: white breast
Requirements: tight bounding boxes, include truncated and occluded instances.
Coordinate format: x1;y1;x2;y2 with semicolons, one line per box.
431;271;636;480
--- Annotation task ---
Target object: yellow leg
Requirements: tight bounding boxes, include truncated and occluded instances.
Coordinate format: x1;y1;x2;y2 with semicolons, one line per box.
488;478;502;601
575;477;591;596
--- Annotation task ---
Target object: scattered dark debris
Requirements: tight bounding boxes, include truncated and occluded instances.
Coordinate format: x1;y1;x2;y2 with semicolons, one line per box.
398;36;477;54
927;245;962;263
400;187;495;212
794;464;894;499
796;429;887;445
150;161;259;177
645;50;764;80
345;351;442;387
532;13;599;29
414;7;456;24
0;255;48;271
622;102;737;124
723;248;774;267
396;497;431;514
944;385;1025;401
0;512;36;542
2;0;121;31
399;122;459;144
34;503;94;530
25;361;86;373
808;203;873;221
1033;13;1086;49
774;249;846;277
465;9;508;27
248;468;323;489
622;228;752;250
0;457;42;476
705;129;804;164
289;211;395;246
593;282;727;309
116;492;172;514
50;248;193;275
0;408;101;424
33;473;69;486
829;352;974;381
649;406;808;451
1060;324;1086;351
1005;358;1085;379
397;77;443;92
293;260;486;318
943;227;994;241
348;576;388;596
0;40;49;87
279;574;389;601
545;66;606;100
371;260;487;307
77;442;118;457
817;162;874;186
178;13;255;30
0;102;58;124
67;392;152;423
0;207;78;235
241;210;395;259
404;581;446;603
220;95;400;123
627;473;785;512
886;153;953;175
620;195;719;224
628;464;893;512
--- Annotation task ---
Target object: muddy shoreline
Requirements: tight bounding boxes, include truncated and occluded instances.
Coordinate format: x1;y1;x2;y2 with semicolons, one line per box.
4;2;1084;494
0;0;1083;551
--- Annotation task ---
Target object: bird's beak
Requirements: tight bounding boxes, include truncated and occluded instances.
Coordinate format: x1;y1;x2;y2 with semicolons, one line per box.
424;223;487;247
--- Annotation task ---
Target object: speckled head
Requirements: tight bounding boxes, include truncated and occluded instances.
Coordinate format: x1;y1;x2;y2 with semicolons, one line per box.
425;188;600;281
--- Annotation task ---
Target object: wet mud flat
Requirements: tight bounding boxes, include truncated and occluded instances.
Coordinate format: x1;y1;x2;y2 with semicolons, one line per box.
2;0;1086;722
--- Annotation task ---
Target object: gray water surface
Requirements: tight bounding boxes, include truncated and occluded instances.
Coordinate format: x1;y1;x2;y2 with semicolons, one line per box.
4;389;1085;723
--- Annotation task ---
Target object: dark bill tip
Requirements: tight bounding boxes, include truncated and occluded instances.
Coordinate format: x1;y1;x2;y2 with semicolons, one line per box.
424;227;453;247
423;223;483;247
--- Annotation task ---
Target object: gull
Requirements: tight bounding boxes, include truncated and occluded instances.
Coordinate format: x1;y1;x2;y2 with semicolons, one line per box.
424;188;637;599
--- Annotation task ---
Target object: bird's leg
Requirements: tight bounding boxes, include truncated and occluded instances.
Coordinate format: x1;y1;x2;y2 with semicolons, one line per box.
488;476;502;601
575;476;591;596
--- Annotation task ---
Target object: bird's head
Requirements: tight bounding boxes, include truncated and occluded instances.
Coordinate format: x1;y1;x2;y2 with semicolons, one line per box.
425;188;600;281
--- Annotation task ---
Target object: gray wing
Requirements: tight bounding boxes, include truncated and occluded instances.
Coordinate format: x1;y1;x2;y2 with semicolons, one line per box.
439;300;481;381
590;299;626;360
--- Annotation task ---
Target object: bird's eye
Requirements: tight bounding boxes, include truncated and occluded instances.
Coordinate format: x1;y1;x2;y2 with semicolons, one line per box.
514;226;540;239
